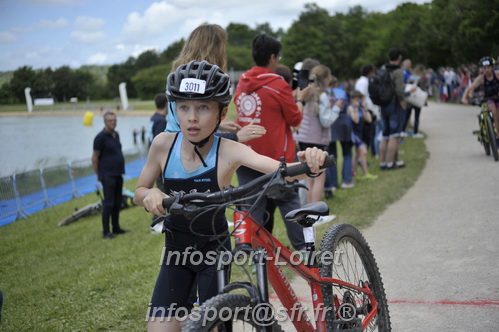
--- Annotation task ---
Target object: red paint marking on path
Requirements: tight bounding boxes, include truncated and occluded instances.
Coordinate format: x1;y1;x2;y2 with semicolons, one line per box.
269;294;499;308
389;299;499;307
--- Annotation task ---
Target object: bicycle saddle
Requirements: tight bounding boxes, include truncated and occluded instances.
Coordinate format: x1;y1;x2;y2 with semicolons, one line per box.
284;201;330;225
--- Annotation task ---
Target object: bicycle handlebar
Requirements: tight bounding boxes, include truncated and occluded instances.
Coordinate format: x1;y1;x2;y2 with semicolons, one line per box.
161;155;336;213
470;96;499;106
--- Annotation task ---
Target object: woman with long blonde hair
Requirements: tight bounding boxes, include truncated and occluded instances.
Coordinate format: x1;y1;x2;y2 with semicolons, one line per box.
170;24;228;73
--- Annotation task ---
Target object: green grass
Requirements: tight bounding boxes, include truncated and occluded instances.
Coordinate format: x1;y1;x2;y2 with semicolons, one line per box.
0;99;236;114
0;135;428;331
0;99;156;113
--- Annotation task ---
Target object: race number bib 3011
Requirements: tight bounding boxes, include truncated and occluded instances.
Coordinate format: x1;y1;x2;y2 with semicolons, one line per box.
180;78;206;94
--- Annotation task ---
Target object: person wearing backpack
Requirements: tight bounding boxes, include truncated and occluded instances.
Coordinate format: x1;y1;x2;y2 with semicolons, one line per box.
377;47;407;170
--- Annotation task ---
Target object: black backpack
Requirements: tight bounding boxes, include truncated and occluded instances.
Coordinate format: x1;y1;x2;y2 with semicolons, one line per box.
368;67;395;107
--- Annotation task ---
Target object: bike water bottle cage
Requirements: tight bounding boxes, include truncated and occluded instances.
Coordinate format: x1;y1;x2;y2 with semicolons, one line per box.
166;60;232;166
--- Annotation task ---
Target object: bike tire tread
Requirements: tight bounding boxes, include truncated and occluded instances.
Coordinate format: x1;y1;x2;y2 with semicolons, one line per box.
182;293;284;332
318;223;391;332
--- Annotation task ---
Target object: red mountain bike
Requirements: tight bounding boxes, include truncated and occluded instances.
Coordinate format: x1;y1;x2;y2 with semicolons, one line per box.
158;156;390;331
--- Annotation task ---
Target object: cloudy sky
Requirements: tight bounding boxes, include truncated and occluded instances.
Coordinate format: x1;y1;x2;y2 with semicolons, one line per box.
0;0;428;72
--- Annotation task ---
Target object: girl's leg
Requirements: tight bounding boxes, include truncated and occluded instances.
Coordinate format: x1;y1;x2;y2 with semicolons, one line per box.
413;107;421;134
341;142;353;184
148;319;180;332
490;102;499;137
148;265;196;332
325;142;338;189
148;241;199;332
404;106;413;132
352;145;359;177
358;144;369;176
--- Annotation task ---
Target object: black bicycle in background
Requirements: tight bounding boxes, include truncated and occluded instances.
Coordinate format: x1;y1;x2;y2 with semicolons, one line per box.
57;186;135;226
472;98;498;162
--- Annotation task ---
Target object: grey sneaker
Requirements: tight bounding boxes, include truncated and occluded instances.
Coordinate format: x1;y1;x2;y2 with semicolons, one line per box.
341;182;355;189
314;215;336;227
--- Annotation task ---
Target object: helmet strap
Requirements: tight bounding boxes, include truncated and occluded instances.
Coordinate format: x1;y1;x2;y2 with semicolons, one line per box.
187;107;223;168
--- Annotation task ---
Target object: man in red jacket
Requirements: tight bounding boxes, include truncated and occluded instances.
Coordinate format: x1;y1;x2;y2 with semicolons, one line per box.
235;34;310;250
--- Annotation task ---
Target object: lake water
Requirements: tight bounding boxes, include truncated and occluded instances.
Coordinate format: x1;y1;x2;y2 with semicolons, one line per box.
0;114;151;178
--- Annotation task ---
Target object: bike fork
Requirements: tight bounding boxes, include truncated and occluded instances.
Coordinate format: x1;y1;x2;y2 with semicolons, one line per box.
303;226;328;332
254;247;275;332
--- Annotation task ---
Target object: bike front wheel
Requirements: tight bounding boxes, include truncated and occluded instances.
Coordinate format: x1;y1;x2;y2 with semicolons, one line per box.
319;223;391;331
480;120;491;156
182;293;283;332
485;116;498;161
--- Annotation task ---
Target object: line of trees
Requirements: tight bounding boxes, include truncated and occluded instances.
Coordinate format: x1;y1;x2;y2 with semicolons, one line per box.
0;0;497;105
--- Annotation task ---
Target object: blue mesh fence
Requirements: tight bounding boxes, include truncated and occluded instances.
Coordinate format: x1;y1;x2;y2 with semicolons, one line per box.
0;147;147;227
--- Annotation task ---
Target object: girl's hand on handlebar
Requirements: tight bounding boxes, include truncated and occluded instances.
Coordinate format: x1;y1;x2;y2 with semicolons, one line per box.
142;188;169;216
297;147;328;174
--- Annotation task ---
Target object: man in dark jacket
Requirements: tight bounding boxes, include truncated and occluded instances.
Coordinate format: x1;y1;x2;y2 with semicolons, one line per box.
92;111;127;239
379;47;407;170
148;93;168;146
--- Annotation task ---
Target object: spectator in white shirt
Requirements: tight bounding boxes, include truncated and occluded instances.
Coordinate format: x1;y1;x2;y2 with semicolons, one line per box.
355;64;382;157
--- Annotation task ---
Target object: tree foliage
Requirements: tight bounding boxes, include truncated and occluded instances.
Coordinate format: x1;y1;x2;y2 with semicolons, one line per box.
1;0;497;104
131;64;170;100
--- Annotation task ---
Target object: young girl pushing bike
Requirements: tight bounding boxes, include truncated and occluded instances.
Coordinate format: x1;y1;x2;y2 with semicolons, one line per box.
133;60;328;332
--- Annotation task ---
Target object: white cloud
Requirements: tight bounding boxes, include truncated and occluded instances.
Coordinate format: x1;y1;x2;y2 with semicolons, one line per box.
36;18;68;29
71;16;105;44
26;51;39;59
122;2;180;43
11;27;33;33
131;45;159;58
0;31;18;43
71;30;106;44
25;0;81;5
87;53;108;64
74;16;105;32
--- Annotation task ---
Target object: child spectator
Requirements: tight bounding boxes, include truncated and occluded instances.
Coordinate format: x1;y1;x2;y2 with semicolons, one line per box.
348;90;377;180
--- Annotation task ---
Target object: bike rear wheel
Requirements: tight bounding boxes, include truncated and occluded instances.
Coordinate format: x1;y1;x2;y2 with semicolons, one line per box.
57;201;102;226
182;293;283;332
485;116;498;161
319;223;391;331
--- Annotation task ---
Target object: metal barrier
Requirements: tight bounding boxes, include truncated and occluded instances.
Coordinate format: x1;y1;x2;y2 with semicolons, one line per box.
0;147;147;227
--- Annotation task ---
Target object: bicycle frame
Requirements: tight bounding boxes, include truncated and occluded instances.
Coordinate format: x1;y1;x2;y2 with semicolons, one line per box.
220;210;378;331
478;104;492;140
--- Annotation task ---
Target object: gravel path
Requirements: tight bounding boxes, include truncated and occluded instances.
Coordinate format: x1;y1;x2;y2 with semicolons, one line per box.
363;101;499;331
273;101;499;331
